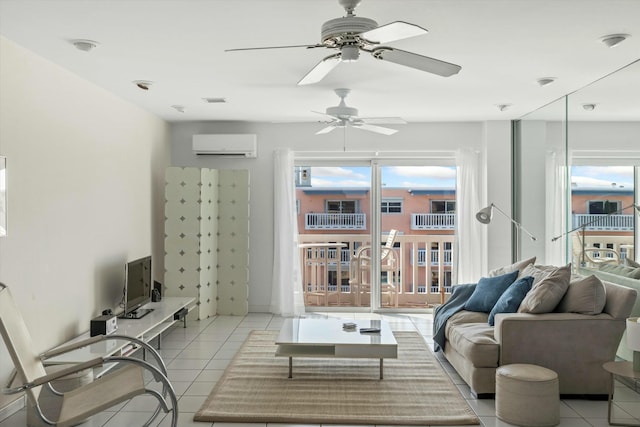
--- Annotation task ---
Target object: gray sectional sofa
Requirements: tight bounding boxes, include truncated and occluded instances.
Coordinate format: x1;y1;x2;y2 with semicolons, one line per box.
578;261;640;361
434;260;638;398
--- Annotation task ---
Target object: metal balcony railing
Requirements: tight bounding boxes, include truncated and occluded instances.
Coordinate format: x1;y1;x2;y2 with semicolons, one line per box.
572;214;635;231
305;213;367;230
411;213;456;230
299;233;455;308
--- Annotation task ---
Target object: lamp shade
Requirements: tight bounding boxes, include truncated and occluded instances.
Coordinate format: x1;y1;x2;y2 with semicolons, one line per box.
476;205;493;224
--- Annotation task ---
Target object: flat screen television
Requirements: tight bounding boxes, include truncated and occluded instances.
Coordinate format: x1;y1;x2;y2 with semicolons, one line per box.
122;256;153;319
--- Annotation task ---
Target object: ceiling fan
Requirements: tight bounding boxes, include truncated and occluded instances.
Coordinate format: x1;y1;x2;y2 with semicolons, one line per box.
315;88;406;135
226;0;462;85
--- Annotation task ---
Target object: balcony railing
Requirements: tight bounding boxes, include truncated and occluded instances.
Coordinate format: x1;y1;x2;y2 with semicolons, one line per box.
299;233;454;308
414;249;453;266
411;213;456;230
305;213;366;230
572;214;635;231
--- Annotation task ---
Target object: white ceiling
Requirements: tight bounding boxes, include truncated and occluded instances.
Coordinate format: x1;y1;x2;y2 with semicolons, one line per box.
1;0;639;124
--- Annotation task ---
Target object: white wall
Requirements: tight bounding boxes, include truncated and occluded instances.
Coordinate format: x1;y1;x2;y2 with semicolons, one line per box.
0;36;169;410
170;120;513;312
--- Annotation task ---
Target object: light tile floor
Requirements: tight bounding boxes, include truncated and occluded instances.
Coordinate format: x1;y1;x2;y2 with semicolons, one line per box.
1;312;639;427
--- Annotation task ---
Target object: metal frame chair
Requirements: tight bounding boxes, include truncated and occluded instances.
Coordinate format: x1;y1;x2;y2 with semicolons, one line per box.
348;229;399;307
0;283;178;427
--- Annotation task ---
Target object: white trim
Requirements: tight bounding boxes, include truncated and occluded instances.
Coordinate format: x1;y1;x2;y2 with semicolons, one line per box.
294;150;456;162
571;150;640;166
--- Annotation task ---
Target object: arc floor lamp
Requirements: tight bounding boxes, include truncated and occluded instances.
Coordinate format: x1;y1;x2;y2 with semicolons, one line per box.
476;203;537;261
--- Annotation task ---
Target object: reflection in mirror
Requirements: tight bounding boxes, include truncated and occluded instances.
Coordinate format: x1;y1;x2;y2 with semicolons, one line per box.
568;59;640;274
515;59;640;267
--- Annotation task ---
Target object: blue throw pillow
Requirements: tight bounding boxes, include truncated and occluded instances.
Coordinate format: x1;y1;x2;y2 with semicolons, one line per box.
463;270;519;313
488;276;534;326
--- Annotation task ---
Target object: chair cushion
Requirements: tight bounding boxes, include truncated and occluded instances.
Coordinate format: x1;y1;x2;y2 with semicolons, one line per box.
518;264;571;314
488;276;534;326
464;270;519;313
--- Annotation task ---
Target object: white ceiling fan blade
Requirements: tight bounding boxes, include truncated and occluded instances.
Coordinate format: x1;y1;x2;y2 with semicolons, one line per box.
298;53;341;85
225;43;323;52
361;21;427;44
372;47;461;77
354;123;398;135
316;124;338;135
312;110;338;120
359;117;408;125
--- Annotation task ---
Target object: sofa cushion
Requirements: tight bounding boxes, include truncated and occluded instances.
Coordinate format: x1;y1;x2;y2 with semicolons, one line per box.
464;270;519;313
518;264;571;313
626;258;640;268
488;256;536;278
445;310;490;339
556;274;606;315
488;276;534;326
446;323;499;368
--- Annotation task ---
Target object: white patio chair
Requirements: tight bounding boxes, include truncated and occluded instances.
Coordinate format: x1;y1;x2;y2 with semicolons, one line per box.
349;229;399;307
0;282;178;427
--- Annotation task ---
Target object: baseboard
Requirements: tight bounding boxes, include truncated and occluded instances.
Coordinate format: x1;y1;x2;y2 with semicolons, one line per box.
0;395;24;423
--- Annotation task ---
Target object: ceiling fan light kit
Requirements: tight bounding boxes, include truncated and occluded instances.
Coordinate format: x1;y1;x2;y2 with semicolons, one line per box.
315;88;406;136
228;0;462;85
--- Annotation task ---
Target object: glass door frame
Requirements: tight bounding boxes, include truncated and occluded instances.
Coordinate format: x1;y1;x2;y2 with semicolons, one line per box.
295;153;457;312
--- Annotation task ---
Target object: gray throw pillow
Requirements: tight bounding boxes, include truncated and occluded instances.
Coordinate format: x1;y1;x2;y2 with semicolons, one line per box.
556;274;606;315
520;263;558;286
518;264;571;313
488;256;536;278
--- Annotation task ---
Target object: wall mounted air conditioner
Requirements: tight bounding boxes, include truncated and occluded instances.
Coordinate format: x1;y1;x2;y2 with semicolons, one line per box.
192;134;257;158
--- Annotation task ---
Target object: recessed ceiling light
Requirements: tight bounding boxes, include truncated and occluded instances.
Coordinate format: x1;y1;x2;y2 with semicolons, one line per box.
71;39;99;52
582;103;596;111
133;80;153;91
497;104;512;112
171;105;186;113
537;77;556;87
202;97;227;104
600;34;630;48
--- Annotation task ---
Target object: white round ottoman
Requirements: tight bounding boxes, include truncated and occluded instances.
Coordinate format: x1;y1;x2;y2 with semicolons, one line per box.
496;364;559;427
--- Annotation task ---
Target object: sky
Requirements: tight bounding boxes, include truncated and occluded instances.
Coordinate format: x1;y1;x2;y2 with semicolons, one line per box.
306;165;635;190
309;166;457;188
571;166;635;189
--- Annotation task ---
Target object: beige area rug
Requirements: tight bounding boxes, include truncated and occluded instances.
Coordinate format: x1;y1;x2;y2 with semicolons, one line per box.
194;330;479;425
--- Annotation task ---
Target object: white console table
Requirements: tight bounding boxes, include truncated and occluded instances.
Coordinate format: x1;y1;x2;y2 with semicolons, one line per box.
44;297;195;365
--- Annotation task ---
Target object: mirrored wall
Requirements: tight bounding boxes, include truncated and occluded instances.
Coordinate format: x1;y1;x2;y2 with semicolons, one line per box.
515;59;640;267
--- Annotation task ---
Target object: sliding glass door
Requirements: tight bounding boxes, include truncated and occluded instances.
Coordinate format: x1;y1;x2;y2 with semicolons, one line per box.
295;159;457;311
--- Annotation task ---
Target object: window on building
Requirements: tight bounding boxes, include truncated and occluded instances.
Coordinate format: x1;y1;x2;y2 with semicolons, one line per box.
326;200;357;213
431;200;456;213
381;199;403;214
588;200;621;214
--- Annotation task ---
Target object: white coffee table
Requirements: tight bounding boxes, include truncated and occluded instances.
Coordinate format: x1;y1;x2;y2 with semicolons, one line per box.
275;318;398;379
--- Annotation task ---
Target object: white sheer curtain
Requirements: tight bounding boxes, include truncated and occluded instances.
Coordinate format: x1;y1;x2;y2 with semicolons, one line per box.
546;150;568;265
454;148;484;284
270;148;305;316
